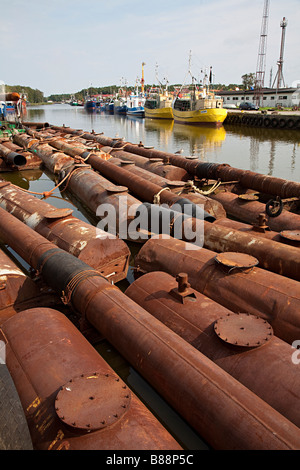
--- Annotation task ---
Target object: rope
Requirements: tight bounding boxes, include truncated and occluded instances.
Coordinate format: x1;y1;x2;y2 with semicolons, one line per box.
61;270;103;305
17;165;83;199
178;180;221;196
153;187;171;204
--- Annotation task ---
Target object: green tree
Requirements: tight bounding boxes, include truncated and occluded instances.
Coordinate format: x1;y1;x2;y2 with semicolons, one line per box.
241;73;256;90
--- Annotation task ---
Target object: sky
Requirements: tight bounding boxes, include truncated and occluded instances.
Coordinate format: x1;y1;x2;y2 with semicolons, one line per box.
1;0;299;96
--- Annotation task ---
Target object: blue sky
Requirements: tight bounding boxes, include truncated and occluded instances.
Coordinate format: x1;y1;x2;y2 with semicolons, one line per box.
1;0;299;96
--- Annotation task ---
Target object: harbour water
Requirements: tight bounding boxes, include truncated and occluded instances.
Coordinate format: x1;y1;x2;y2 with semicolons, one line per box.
2;103;300;450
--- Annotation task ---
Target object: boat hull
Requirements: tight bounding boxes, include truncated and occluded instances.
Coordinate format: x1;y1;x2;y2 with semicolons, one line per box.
127;107;145;117
172;107;227;126
145;107;174;120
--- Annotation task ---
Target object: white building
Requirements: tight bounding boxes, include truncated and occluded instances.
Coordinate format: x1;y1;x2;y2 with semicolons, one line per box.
217;87;299;108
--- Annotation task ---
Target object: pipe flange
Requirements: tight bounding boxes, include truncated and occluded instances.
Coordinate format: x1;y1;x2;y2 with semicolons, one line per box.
280;230;300;242
238;193;259;201
215;252;259;272
214;313;273;347
44;208;73;219
55;372;131;431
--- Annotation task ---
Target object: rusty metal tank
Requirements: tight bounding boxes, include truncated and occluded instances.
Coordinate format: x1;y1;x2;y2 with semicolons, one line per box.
0;207;300;449
125;270;300;428
0;248;58;324
0;307;182;450
134;235;300;344
0;180;130;283
210;190;300;231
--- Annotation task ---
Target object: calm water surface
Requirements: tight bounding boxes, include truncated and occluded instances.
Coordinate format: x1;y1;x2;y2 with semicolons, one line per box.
26;103;300;181
2;104;300;450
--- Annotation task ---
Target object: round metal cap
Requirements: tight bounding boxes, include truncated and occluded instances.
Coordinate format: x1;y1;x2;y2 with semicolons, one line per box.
280;230;300;242
215;252;259;270
55;372;131;431
238;193;259;201
214;313;273;347
44;208;73;219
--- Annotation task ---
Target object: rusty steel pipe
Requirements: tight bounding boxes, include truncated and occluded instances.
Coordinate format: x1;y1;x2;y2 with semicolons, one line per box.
1;307;182;450
0;248;58;324
75;133;300;200
0;208;300;449
125;271;300;428
70;151;215;222
0;180;130;283
0;143;27;167
45;136;226;219
210;190;300;232
134;235;300;344
214;216;300;247
137;203;300;281
49;136;190;181
57;165;143;241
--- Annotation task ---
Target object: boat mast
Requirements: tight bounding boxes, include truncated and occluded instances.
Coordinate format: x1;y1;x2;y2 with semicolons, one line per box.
141;62;146;96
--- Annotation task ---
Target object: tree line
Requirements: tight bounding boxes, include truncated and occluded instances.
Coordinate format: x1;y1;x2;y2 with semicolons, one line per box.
5;74;256;104
5;85;44;103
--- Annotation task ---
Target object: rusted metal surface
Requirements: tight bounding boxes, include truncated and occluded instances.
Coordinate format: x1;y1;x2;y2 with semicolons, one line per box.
0;248;58;324
134;235;300;344
210;190;300;231
1;307;182;450
0;141;42;171
0;143;26;167
99;145;189;181
45;136;225;219
137;203;300;280
204;219;300;280
1;207;300;449
213;216;300;246
88;136;300;200
72;151;215;222
125;271;300;428
57;165;143;241
0;180;130;283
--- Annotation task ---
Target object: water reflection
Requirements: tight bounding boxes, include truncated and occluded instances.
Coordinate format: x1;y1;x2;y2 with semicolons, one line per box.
172;123;226;159
25;104;300;184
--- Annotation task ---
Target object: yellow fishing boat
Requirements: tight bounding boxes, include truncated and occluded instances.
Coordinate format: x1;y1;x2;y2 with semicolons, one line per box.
172;53;227;127
144;66;174;120
172;90;227;126
144;88;174;120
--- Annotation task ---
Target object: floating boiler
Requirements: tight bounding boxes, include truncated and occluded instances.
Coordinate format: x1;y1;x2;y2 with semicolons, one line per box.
125;270;300;428
1;206;300;449
1;307;182;450
134;235;300;344
15;129;300;279
45;135;226;219
0;180;130;283
209;190;300;232
136;202;299;281
0;248;58;324
45;132;299;246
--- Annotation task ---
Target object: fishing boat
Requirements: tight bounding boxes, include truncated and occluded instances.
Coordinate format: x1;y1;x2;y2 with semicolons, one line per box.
172;54;227;127
144;88;173;120
126;64;146;117
126;92;145;117
144;66;174;120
